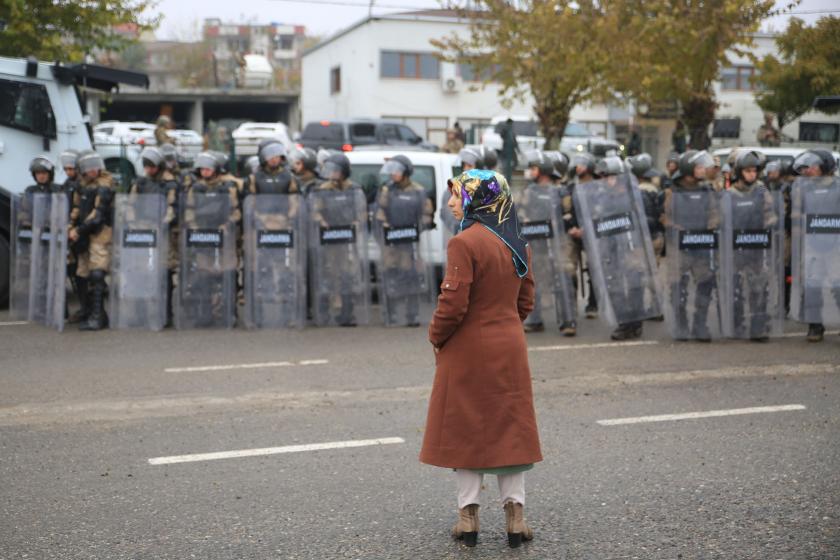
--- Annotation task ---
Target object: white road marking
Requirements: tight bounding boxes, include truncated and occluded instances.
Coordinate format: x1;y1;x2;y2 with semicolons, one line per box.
0;321;28;326
529;340;659;352
597;404;806;426
780;331;838;338
148;436;405;466
164;359;329;373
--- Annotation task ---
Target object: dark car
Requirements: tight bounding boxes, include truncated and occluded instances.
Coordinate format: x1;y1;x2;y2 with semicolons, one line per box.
297;119;438;152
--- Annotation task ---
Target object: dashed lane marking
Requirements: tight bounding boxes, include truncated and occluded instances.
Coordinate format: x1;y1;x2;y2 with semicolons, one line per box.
0;321;28;326
597;404;806;426
148;436;405;465
529;340;659;352
164;359;329;373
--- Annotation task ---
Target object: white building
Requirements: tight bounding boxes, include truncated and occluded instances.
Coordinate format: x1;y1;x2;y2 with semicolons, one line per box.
303;10;840;162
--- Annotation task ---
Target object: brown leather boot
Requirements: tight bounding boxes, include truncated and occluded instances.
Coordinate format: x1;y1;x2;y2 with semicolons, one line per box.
504;501;533;548
451;504;479;547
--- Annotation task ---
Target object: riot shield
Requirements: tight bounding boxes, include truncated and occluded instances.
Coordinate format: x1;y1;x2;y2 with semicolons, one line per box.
110;193;168;330
307;188;370;327
242;194;306;328
664;189;722;340
176;191;237;329
9;194;32;320
573;175;661;327
790;176;840;327
440;187;459;256
25;193;53;325
515;184;576;327
45;193;68;331
719;188;785;339
375;187;430;326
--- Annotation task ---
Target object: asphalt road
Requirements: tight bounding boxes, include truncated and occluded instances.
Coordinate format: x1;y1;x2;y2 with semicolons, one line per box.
0;306;838;559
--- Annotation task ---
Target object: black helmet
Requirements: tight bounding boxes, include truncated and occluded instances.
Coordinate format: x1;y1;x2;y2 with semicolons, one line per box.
525;150;554;177
545;151;569;178
793;149;836;175
59;149;80;170
194;151;220;174
140;146;164;169
479;145;498;169
571;152;596;176
457;147;483;169
629;153;653;178
209;151;229;173
733;150;763;182
289;147;318;172
159;143;178;162
29;155;55;181
258;141;287;166
666;151;680;165
77;150;104;175
675;150;714;181
595;155;625;177
323;153;351;180
381;154;413;179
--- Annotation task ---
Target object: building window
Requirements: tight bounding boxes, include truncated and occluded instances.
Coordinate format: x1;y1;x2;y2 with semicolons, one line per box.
0;78;56;138
330;66;341;94
720;65;757;91
799;122;839;143
713;117;741;139
458;63;498;82
380;51;439;79
275;34;294;50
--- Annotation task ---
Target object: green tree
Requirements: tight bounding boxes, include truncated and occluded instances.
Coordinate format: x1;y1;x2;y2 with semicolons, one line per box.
431;1;614;148
0;0;159;62
754;16;840;128
612;0;777;150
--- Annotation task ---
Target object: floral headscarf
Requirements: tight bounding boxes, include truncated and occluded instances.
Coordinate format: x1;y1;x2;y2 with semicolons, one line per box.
447;169;529;278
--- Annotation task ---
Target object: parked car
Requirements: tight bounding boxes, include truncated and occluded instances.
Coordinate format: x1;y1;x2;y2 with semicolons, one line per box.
481;116;619;163
136;128;203;165
298;119;437;152
93;121;155;144
232;122;293;167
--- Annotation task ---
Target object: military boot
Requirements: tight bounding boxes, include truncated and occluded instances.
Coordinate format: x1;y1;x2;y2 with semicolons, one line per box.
807;323;825;342
503;501;533;548
451;504;479;547
80;271;108;331
68;277;89;324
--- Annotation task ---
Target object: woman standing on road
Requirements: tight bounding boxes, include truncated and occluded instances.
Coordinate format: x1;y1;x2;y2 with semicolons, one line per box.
420;169;543;548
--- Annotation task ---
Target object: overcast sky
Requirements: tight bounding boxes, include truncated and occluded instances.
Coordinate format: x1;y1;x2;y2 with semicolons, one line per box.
149;0;840;41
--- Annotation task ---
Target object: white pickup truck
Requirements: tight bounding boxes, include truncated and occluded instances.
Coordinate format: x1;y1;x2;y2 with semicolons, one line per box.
0;55;147;306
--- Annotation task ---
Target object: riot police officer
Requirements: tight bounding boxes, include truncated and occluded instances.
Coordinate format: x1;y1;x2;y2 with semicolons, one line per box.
568;152;599;319
662;150;720;341
289;147;321;195
629;153;664;264
457;147;484;172
309;153;369;326
129;147;180;326
479;145;499;171
20;155;61;219
69;151;115;331
375;154;433;326
243;141;299;196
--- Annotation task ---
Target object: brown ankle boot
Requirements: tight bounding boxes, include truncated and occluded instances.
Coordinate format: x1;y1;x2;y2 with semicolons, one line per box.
451;504;479;547
504;501;533;548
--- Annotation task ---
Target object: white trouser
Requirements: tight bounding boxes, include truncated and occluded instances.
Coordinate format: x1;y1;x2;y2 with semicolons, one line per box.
456;469;525;509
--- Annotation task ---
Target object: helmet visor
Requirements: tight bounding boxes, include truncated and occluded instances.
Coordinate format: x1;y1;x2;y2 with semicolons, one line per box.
78;154;103;174
380;160;408;177
194;153;217;171
689;151;715;171
322;161;346;179
792;152;822;172
59;152;77;169
259;142;286;162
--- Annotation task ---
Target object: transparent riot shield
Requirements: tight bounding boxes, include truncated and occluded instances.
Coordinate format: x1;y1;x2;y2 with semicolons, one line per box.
719;188;784;339
110;193;168;330
440;187;459;257
664;188;722;340
375;187;430;326
790;176;840;327
242;194;306;328
516;184;576;327
307;188;370;327
176;191;237;329
27;193;53;324
45;193;68;332
9;194;33;320
573;175;662;327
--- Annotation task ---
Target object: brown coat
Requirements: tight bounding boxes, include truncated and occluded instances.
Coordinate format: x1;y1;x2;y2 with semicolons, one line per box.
419;225;543;470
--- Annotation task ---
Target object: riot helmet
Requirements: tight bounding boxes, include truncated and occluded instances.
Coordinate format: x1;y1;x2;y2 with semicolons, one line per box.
209;151;230;173
792;150;836;176
676;150;714;181
629;153;653;178
380;154;413;183
289;147;318;174
479;145;498;170
733;150;763;183
546;151;569;179
595;155;625;177
323;153;351;181
572;152;596;177
77;150;104;175
764;160;781;177
245;155;261;175
194;151;220;175
259;141;287;167
29;155;55;183
525;150;554;179
140;146;164;170
59;149;79;170
159;143;178;162
457;147;483;170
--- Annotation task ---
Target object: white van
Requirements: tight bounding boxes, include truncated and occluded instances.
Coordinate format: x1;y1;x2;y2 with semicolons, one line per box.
346;150;460;280
0;55;147;305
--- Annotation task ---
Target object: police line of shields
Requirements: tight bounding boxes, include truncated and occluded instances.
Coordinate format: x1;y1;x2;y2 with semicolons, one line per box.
110;193;168;330
790;176;840;327
719;189;785;339
375;188;430;327
9;192;67;331
664;190;723;340
307;188;370;327
242;194;306;328
176;191;237;329
516;185;576;327
574;175;662;327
